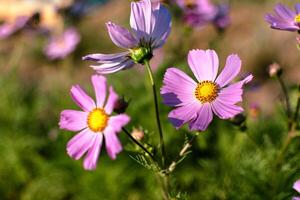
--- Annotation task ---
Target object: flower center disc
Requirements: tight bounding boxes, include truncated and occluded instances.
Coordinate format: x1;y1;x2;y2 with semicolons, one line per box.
87;108;109;132
195;81;218;103
295;14;300;24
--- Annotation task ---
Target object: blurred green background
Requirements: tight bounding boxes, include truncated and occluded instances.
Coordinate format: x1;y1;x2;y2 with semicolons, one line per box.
0;0;300;199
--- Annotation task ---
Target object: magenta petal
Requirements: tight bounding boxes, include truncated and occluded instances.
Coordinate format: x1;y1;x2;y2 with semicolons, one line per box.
104;127;122;160
91;75;107;108
70;85;96;112
59;110;88;131
215;54;241;87
104;86;119;114
296;3;300;14
161;67;197;106
294;179;300;193
130;0;152;40
187;49;219;82
292;197;300;200
274;4;295;21
67;129;95;160
83;134;103;170
106;22;138;49
265;14;298;31
168;101;200;129
108;114;130;132
189;103;213;131
211;99;243;119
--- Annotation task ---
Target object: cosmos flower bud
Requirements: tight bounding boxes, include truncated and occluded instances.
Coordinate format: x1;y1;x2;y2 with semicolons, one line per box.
113;96;130;114
131;128;144;141
130;47;153;64
268;63;282;77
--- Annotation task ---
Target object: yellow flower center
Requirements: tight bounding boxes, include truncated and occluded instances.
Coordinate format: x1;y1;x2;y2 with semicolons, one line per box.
295;14;300;24
195;81;218;103
87;108;109;132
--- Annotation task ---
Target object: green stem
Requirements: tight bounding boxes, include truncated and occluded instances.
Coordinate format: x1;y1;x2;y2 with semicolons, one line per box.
144;60;166;167
166;134;197;174
277;75;292;121
293;85;300;123
122;127;156;161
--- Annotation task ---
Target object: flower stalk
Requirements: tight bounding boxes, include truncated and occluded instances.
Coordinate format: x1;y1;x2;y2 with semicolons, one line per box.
144;60;166;167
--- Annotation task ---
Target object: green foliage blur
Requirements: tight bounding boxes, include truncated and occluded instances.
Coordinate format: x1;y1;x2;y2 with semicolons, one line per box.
0;0;300;199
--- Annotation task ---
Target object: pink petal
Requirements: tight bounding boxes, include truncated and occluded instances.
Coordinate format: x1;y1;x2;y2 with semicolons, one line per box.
104;86;119;115
106;22;138;49
215;54;241;87
83;134;103;170
211;99;244;119
104;127;123;160
59;110;88;131
161;67;197;106
108;114;130;132
67;129;95;160
187;49;219;82
168;101;201;129
91;75;107;108
189;103;213;131
70;85;96;112
294;179;300;193
218;74;253;104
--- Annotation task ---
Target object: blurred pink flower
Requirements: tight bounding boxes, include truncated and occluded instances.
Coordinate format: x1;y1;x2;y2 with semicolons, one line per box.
175;0;230;30
0;16;30;39
59;75;130;170
161;49;252;131
44;27;80;60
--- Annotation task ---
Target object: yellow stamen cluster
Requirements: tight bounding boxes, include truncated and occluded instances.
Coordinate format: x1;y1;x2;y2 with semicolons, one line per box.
195;81;218;103
87;108;109;132
295;14;300;24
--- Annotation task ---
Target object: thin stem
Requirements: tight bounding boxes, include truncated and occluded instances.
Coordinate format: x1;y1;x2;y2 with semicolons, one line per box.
122;127;156;161
277;75;292;121
293;85;300;123
166;134;197;174
144;60;166;167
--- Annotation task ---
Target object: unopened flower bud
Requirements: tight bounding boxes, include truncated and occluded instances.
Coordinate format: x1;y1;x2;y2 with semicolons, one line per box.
113;96;130;114
268;63;282;77
131;128;144;141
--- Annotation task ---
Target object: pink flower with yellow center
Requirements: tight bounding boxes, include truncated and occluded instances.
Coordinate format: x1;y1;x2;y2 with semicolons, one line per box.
161;49;253;131
59;75;130;170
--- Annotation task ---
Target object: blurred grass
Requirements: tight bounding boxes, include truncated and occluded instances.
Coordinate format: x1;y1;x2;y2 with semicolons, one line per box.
0;0;300;199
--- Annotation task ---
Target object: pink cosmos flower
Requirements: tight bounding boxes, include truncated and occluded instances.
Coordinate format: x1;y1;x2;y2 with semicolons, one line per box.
265;3;300;32
45;27;80;60
0;16;30;39
161;49;253;131
83;0;171;74
59;75;130;170
293;179;300;200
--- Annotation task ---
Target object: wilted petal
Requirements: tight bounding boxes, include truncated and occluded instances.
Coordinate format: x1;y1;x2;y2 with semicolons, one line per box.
130;0;152;39
91;59;135;74
104;127;122;160
106;22;138;49
82;52;129;63
188;49;219;82
91;75;107;108
161;67;197;106
83;134;103;170
59;110;88;131
189;103;213;131
67;129;95;160
215;54;241;87
70;85;96;112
